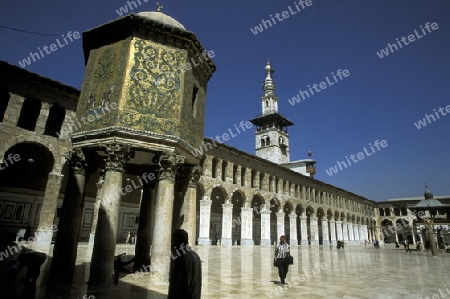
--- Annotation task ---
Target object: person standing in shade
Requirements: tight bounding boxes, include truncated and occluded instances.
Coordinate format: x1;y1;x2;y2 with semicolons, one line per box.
275;235;290;287
168;229;202;299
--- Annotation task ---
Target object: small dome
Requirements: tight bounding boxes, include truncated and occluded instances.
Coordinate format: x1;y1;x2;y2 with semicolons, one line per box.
424;183;433;199
137;11;186;30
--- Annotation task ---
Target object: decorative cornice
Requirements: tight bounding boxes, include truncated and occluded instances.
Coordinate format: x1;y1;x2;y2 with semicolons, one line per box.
70;126;203;159
101;143;135;172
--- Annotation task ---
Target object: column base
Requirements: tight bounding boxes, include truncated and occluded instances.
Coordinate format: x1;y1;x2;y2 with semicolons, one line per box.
301;240;309;246
89;233;95;245
149;271;169;286
311;240;319;245
221;238;232;246
260;239;271;246
197;238;211;246
289;239;298;246
34;230;53;246
241;239;254;247
322;240;329;246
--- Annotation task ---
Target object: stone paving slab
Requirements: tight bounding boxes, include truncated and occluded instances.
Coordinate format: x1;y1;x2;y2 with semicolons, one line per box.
1;243;448;298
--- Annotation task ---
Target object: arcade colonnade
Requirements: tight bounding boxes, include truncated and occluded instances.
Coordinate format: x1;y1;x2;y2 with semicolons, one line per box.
196;152;375;246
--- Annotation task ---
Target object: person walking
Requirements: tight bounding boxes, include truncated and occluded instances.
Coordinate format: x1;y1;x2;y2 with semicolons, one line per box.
275;235;290;287
113;253;134;285
404;240;412;253
168;229;202;299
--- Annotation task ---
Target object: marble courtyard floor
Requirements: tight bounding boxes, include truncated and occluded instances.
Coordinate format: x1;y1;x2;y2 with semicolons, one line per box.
2;243;449;299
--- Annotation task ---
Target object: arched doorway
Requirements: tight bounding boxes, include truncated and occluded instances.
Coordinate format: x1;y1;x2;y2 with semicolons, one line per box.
231;190;244;245
251;194;264;245
210;187;227;244
270;198;280;244
0;142;55;240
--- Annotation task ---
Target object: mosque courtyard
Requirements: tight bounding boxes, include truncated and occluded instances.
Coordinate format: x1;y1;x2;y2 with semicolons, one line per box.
2;243;447;299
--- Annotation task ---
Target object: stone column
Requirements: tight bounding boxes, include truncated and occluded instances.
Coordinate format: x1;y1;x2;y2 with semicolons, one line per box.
300;214;308;245
198;196;212;245
35;103;50;135
310;214;319;245
322;218;329;246
355;224;361;243
49;149;88;283
289;213;298;245
342;221;349;242
260;210;271;246
180;166;202;246
410;225;416;244
336;220;343;240
241;207;254;246
133;178;157;272
89;173;104;245
276;212;285;239
89;143;134;286
347;222;354;244
35;171;64;246
235;166;241;186
221;203;233;246
3;94;23;126
329;218;337;244
149;152;184;285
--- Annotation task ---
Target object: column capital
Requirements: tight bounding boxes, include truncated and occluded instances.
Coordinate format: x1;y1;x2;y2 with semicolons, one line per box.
200;198;212;206
154;152;184;181
289;213;297;220
65;148;87;175
179;165;202;188
276;212;285;218
222;203;233;209
101;143;135;172
261;210;271;215
242;207;253;212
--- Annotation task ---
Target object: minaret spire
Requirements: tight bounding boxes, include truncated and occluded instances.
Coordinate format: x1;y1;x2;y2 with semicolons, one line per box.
261;59;278;115
264;59;274;96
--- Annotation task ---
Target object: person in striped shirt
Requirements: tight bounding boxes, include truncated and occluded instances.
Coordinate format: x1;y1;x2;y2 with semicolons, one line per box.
275;235;290;286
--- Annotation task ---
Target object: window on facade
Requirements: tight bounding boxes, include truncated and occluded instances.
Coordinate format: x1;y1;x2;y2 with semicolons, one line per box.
44;104;66;137
265;136;270;146
221;161;227;182
259;172;264;190
212;158;218;178
275;177;279;193
241;167;246;187
400;207;408;216
0;88;10;122
17;98;41;131
261;138;266;147
232;164;238;185
251;170;256;188
191;85;199;118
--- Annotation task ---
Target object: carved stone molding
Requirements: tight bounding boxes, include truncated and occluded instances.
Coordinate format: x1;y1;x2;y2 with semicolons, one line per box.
154;152;184;181
65;148;87;175
101;143;135;172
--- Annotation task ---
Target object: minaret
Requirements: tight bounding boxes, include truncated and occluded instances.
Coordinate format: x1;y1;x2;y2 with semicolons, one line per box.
249;60;294;164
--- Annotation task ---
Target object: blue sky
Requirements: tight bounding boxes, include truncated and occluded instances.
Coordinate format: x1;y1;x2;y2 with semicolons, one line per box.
1;0;449;201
